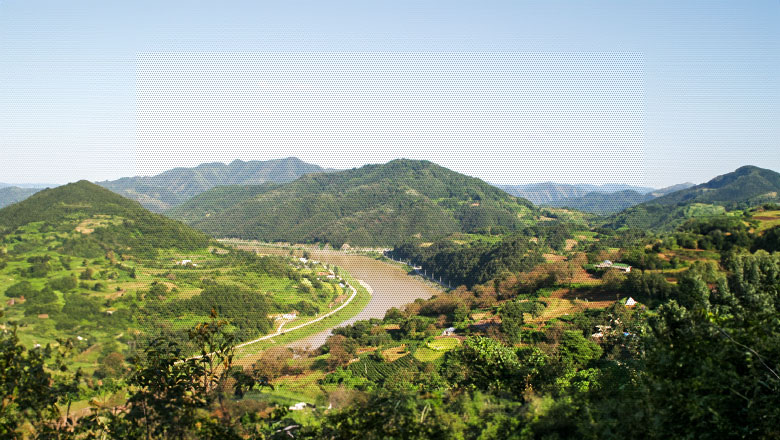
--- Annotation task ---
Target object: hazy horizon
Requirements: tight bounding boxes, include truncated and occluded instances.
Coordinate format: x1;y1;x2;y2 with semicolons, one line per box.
0;156;771;191
2;0;778;187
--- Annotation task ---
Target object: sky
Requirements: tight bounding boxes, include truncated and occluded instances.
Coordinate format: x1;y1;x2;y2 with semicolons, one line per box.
1;0;778;188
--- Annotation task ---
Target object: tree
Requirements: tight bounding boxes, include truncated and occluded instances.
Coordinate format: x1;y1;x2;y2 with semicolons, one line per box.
0;319;80;437
500;300;526;343
557;331;602;370
79;315;245;439
642;251;780;439
326;335;354;370
253;346;294;381
80;267;94;280
310;390;460;440
95;352;126;379
4;280;36;298
444;336;523;394
601;269;626;292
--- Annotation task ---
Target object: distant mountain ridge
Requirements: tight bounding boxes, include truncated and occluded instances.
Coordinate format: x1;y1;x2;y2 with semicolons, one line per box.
496;182;695;214
97;157;333;212
170;159;539;247
607;166;780;230
0;183;59;189
0;186;44;209
496;182;657;205
550;190;655;214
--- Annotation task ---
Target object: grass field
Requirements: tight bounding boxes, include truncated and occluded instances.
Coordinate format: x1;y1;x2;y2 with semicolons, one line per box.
754;210;780;231
427;337;460;351
413;347;444;362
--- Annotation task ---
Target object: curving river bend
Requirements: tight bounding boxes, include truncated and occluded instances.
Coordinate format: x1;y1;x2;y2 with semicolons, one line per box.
230;243;440;349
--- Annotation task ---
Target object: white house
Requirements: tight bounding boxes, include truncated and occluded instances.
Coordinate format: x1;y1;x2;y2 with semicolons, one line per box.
596;260;613;268
441;327;456;336
596;260;631;272
625;297;637;307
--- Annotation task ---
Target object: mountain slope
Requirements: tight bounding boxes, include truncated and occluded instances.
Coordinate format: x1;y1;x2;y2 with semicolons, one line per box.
0;186;42;209
165;183;278;224
98;157;331;211
607;166;780;230
173;159;538;247
0;180;209;252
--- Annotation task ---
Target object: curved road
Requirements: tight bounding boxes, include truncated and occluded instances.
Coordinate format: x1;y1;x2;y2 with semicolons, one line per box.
232;243;441;350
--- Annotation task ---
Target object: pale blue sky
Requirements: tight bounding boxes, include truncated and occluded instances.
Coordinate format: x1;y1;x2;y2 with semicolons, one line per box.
1;0;778;187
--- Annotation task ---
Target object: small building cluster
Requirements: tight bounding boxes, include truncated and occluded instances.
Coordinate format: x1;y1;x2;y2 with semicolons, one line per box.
596;260;631;272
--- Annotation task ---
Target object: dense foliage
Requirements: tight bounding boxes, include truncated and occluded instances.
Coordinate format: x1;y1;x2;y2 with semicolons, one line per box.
6;247;777;439
391;223;575;287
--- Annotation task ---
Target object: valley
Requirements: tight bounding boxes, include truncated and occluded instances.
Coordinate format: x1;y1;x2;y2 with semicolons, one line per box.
223;240;441;351
2;162;779;439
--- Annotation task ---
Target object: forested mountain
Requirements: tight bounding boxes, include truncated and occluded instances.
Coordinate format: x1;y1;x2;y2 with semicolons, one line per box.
0;186;42;208
172;159;539;247
607;165;780;230
97;157;331;212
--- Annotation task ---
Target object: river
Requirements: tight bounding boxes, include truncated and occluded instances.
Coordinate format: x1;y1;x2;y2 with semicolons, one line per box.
227;242;441;349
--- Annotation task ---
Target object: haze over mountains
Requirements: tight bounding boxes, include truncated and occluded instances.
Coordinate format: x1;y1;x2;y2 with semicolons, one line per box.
0;182;62;209
168;159;539;247
497;182;656;204
3;158;777;235
2;156;699;215
0;186;43;209
497;182;695;214
96;157;334;212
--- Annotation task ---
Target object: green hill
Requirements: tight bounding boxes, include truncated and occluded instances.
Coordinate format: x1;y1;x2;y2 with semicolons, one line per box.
173;159;538;247
97;157;331;212
607;166;780;230
0;180;357;359
0;180;210;253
